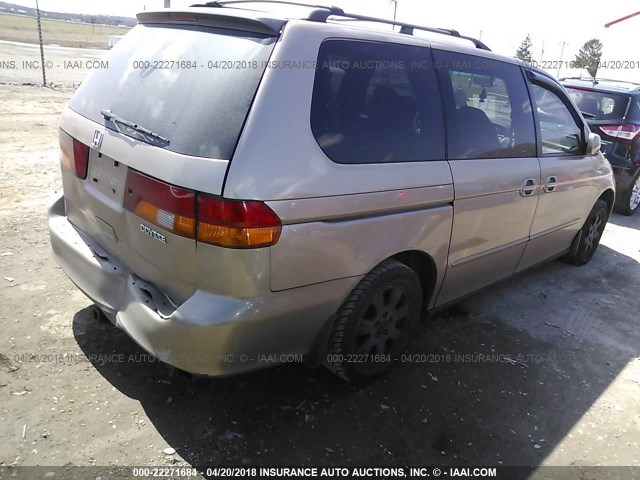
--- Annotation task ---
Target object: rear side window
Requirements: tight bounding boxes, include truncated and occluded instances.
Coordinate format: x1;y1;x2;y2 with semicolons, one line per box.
68;24;276;159
530;84;584;156
311;40;445;164
564;88;630;122
627;96;640;123
433;50;536;160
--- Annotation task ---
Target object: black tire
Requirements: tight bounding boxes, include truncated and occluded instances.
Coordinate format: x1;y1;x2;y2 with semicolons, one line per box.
564;200;609;266
90;305;111;323
615;170;640;216
325;259;422;384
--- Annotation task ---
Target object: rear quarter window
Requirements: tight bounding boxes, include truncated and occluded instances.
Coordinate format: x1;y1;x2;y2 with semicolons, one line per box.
310;39;445;164
627;96;640;123
68;24;276;159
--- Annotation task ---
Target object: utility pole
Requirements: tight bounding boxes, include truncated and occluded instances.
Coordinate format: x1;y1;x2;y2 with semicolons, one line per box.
557;41;568;78
390;0;397;22
35;0;46;87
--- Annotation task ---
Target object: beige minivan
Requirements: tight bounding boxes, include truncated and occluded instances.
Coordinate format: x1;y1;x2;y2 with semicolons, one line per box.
48;2;615;383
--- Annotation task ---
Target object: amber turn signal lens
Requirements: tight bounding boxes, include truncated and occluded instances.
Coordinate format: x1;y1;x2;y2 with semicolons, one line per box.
123;170;196;238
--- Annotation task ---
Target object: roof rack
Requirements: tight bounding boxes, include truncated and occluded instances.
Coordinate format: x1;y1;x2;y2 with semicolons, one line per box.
192;0;491;51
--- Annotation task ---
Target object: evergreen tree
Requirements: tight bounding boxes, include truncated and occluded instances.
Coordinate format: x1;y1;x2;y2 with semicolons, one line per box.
574;39;603;78
516;34;533;63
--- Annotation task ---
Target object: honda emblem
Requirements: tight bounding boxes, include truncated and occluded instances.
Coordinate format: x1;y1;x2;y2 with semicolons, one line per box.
92;130;103;149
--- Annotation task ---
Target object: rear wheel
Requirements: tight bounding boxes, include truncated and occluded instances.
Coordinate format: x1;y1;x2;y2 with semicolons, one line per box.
325;259;422;384
564;200;608;266
615;170;640;216
90;305;111;323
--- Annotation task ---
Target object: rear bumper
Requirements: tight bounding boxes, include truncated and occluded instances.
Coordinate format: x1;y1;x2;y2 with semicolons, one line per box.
48;196;357;376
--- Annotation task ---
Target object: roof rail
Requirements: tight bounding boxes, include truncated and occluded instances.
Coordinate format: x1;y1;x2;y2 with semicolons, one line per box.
560;77;640;88
194;0;491;50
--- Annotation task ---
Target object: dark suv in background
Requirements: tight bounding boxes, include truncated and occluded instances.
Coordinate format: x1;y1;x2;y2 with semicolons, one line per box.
561;78;640;215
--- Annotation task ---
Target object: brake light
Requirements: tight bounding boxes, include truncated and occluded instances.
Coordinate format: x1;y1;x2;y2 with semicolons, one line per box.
59;129;89;179
124;170;196;238
599;124;640;141
168;12;198;22
123;170;281;248
197;195;282;248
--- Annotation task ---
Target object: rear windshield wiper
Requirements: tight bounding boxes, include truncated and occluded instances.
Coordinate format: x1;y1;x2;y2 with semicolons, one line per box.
580;111;597;119
101;109;170;145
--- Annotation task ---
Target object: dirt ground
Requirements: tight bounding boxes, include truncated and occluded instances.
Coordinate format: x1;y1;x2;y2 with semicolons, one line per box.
0;78;639;478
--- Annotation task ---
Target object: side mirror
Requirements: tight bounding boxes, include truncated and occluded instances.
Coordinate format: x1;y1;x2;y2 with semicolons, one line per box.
587;132;601;155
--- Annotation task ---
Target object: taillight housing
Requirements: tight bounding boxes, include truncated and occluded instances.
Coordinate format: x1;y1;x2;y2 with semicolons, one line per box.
123;169;281;248
599;124;640;141
124;170;196;238
59;129;89;179
197;195;282;248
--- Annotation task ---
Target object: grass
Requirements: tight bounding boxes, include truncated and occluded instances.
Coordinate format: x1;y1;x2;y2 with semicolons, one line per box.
0;13;130;49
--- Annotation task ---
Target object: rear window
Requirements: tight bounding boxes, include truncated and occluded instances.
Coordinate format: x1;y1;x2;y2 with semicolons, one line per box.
68;24;275;159
564;87;630;122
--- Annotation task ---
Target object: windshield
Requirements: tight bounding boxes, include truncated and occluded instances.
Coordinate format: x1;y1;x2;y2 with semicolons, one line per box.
565;87;630;122
68;24;276;159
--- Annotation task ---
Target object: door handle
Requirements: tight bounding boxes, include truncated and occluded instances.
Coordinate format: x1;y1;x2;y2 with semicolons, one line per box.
520;178;537;197
544;176;558;193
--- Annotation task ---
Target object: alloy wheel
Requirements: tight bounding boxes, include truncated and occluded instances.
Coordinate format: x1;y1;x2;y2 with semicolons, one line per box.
630;176;640;211
585;210;604;253
355;284;410;355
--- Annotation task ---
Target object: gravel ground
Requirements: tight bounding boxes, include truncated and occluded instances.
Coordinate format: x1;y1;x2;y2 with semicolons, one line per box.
0;75;638;476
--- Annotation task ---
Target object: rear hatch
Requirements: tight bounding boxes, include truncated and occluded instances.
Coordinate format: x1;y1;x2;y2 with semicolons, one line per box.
564;86;639;165
59;10;279;303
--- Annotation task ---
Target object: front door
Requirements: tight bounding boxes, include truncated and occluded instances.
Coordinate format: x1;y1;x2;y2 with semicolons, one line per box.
517;74;603;271
433;51;540;305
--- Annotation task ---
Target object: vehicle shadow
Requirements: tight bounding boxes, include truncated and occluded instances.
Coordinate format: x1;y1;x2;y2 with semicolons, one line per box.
607;210;640;229
72;243;639;473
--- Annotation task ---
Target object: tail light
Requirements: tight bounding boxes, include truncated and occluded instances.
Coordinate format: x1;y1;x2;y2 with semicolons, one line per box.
599;124;640;141
124;170;196;238
197;195;281;248
123;169;281;248
59;129;89;179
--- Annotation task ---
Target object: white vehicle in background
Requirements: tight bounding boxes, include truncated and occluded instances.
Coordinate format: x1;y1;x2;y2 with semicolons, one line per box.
107;35;123;48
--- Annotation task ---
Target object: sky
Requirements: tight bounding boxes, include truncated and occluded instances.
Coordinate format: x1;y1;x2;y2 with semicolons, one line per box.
7;0;640;81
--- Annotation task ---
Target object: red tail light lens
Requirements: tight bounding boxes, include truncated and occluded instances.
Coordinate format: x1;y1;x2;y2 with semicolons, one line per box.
123;170;196;238
197;195;282;248
168;12;198;21
59;129;89;179
123;170;281;248
599;124;640;141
